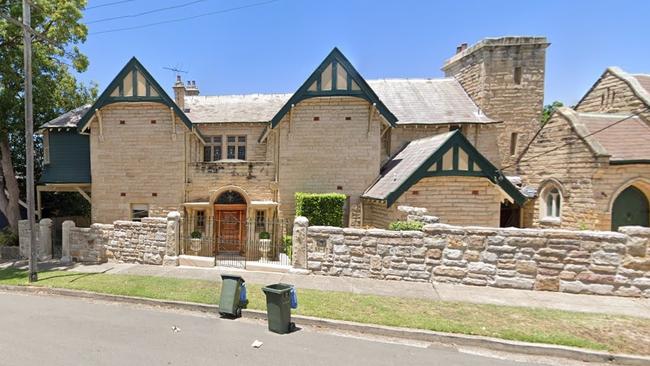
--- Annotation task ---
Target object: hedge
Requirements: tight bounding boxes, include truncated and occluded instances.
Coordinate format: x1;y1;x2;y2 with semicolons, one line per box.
295;192;346;227
388;221;424;231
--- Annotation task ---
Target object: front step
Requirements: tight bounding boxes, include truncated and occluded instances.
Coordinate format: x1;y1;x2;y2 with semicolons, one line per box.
178;255;215;268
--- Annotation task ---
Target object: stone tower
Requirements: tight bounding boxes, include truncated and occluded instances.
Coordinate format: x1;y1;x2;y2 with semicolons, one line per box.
442;36;549;174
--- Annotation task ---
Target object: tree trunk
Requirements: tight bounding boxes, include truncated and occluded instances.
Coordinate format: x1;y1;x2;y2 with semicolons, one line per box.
0;135;22;233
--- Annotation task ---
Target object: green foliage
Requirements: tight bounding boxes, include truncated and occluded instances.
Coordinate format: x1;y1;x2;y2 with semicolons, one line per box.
295;192;346;227
190;231;202;239
541;101;564;125
282;235;292;258
0;228;18;247
259;231;270;240
388;221;424;231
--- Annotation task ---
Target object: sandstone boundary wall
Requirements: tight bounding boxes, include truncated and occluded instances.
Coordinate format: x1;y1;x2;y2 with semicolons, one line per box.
293;217;650;298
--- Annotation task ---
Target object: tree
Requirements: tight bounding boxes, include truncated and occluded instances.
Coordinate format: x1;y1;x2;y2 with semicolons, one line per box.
0;0;96;232
541;101;564;125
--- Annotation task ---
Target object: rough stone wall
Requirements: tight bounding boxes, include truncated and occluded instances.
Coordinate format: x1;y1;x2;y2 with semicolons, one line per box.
69;226;104;263
194;122;268;161
302;219;650;298
443;37;549;173
89;103;186;224
276;96;382;222
575;70;650;121
99;218;169;265
363;176;503;228
519;110;650;231
519;112;602;229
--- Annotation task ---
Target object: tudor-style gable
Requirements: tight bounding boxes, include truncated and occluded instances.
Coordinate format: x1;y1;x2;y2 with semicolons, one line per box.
77;57;200;138
364;130;526;207
270;47;397;128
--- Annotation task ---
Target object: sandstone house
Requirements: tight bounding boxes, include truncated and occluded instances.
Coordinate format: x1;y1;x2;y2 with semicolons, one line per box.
37;35;650;259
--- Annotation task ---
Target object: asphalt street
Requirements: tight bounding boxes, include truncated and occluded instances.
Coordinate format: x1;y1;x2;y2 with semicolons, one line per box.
0;291;583;366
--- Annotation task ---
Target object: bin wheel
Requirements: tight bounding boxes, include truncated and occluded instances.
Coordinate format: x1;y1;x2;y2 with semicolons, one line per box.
236;308;242;318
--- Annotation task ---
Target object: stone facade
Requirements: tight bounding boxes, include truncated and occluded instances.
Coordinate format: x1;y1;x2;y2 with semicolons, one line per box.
442;37;549;173
88;103;189;223
272;97;383;223
363;176;503;228
296;216;650;298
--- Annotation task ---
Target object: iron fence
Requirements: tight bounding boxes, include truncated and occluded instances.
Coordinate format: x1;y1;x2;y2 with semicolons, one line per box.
180;218;291;268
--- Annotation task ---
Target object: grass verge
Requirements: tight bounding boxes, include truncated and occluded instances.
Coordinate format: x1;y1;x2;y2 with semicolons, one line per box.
1;267;649;355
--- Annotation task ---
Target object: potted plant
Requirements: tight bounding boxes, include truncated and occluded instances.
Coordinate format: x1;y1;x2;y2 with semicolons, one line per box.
190;230;202;253
258;232;271;261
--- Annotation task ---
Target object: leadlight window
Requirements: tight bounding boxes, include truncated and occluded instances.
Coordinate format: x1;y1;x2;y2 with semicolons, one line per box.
255;210;266;231
203;136;222;162
543;188;561;220
226;135;246;160
196;210;205;229
131;204;149;222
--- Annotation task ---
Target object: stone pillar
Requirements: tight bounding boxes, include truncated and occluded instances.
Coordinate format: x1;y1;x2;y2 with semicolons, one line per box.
38;218;52;260
18;220;29;258
164;211;180;266
61;220;75;264
291;216;309;269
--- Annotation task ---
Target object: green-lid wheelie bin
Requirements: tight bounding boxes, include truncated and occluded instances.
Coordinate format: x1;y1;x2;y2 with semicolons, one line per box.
219;274;247;318
262;283;295;334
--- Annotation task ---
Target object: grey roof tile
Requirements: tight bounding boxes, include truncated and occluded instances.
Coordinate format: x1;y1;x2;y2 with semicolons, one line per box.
41;104;92;129
363;131;456;200
575;111;650;162
184;78;495;125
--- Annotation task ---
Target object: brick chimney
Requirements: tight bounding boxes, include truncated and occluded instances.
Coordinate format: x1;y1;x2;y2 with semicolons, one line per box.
185;80;200;96
172;75;185;110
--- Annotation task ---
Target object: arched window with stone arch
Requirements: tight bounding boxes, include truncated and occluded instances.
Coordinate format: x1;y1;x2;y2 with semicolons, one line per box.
539;181;564;222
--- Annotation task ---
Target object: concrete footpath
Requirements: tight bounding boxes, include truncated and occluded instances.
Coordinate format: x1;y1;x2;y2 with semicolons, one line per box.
3;260;650;318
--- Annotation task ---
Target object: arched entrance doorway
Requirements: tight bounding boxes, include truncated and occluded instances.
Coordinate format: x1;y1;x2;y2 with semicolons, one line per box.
214;190;247;254
611;186;650;231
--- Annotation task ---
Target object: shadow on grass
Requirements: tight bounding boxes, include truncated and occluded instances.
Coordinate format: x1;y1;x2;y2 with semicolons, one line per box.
0;266;114;284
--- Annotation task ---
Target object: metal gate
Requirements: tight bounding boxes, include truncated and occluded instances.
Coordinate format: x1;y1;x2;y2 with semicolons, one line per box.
181;218;290;268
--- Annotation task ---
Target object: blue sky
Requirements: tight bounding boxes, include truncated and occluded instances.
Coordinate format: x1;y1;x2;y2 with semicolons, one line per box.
77;0;650;106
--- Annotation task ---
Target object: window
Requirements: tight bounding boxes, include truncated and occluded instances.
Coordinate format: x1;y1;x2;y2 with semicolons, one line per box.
131;204;149;222
514;66;522;85
255;210;266;231
510;132;518;156
542;187;561;220
196;210;205;229
203;136;222;162
226;135;246;160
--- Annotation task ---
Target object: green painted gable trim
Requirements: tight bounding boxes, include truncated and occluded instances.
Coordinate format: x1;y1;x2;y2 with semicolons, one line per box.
609;159;650;165
385;130;526;207
270;47;398;128
76;57;197;137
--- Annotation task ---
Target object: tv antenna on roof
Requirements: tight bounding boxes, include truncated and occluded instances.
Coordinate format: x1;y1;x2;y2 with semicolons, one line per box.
163;65;188;81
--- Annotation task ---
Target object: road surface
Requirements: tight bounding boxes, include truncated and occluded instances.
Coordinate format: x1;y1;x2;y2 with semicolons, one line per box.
0;291;582;365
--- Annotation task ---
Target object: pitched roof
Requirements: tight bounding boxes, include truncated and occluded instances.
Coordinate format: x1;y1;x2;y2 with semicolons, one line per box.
363;130;526;206
41;104;91;129
367;79;495;124
578;67;650;109
632;74;650;100
184;78;495;125
559;107;650;162
185;94;290;123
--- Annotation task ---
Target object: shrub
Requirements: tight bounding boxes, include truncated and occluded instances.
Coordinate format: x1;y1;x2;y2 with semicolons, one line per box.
0;228;18;247
282;235;292;258
259;231;270;240
295;192;346;227
388;221;424;231
190;230;202;239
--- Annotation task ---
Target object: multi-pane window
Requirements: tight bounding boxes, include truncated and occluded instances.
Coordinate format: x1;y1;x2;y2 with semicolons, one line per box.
203;136;222;162
255;210;266;231
131;204;149;222
226;135;246;160
196;210;205;229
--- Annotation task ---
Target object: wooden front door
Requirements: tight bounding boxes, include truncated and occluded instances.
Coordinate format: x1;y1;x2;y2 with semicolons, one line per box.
215;205;246;253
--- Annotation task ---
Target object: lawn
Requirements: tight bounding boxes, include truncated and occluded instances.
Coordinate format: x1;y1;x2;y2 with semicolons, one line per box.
1;267;649;355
